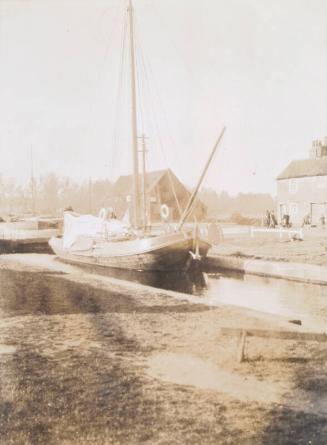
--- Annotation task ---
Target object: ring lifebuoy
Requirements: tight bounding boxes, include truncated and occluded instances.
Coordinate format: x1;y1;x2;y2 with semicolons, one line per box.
99;208;108;220
160;204;170;220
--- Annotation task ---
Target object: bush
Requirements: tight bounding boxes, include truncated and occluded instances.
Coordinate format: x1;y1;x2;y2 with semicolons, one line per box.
230;212;260;226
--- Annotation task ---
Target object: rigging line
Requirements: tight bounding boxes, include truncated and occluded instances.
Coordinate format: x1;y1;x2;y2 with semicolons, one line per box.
137;44;182;214
109;11;128;181
138;40;185;175
134;27;182;216
135;17;221;215
139;64;183;216
89;1;122;115
141;2;225;184
139;47;184;216
150;2;228;172
133;13;185;178
95;2;123;83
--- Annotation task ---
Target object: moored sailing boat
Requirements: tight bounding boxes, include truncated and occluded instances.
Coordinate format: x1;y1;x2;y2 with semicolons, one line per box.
49;224;209;272
49;0;224;272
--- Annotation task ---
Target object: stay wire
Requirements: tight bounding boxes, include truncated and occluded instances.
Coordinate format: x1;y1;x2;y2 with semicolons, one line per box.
134;13;182;215
110;11;128;181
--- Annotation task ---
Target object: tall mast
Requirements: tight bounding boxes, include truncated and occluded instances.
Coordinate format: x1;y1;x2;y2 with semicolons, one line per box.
88;176;92;214
30;145;36;215
127;0;140;228
141;134;148;229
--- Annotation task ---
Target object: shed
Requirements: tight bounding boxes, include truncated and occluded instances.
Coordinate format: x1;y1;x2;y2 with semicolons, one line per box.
108;169;206;223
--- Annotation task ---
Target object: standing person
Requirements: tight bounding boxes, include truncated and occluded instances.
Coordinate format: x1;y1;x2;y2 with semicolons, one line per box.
270;210;277;228
265;210;271;228
302;213;310;227
320;214;325;228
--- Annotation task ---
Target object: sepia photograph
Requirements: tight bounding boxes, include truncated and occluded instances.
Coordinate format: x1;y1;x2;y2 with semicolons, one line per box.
0;0;327;443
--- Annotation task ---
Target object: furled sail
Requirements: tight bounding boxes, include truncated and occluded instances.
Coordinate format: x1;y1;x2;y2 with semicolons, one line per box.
62;212;130;249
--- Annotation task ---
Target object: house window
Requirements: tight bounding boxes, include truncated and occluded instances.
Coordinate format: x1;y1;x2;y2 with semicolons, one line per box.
289;179;298;194
289;203;298;215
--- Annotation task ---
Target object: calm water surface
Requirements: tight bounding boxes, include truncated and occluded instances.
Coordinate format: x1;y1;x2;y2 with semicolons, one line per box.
203;272;327;329
92;266;327;328
0;265;326;329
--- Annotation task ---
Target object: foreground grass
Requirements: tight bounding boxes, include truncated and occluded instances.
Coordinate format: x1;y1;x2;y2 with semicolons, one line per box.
0;269;327;444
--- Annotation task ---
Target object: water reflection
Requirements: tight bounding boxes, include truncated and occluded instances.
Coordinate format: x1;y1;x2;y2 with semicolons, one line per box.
1;260;326;329
69;262;209;295
56;263;327;328
202;272;327;329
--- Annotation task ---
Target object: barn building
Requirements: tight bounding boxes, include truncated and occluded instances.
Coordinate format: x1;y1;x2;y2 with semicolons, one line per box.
277;138;327;226
108;169;206;223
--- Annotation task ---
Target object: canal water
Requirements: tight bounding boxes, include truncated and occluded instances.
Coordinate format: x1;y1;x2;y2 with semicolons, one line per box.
203;272;327;329
0;265;326;329
97;267;327;329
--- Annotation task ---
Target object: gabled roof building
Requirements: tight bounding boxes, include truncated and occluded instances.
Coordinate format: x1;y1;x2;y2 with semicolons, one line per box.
276;138;327;226
108;168;206;223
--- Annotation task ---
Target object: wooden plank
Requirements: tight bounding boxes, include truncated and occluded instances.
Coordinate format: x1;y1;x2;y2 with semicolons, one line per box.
219;327;327;342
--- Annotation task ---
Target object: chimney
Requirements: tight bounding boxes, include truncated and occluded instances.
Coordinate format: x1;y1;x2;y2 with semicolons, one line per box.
310;139;326;158
322;137;327;157
310;140;317;158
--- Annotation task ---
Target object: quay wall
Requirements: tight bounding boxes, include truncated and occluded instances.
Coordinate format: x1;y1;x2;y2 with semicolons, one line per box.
206;254;327;286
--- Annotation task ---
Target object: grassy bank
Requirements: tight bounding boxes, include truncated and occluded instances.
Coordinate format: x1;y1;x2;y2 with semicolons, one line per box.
0;255;327;444
212;231;327;267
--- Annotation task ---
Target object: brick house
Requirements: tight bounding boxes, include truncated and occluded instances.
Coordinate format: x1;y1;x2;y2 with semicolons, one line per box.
276;138;327;226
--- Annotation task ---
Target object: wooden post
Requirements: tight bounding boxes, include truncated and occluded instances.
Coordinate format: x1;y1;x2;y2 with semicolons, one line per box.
220;327;327;363
238;330;247;363
220;327;327;342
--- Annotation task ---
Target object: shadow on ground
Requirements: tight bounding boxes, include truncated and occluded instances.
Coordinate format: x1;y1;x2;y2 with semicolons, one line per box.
0;269;211;317
0;269;234;445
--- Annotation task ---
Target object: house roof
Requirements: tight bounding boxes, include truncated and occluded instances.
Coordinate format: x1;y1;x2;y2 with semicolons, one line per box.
277;158;327;180
112;169;174;196
111;168;206;215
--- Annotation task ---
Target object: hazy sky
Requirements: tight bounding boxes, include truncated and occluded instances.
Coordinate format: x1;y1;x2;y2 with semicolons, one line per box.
1;0;327;195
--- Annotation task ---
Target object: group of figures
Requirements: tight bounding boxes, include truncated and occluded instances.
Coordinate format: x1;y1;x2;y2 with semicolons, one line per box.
302;213;325;228
264;210;326;229
264;210;279;228
264;210;292;228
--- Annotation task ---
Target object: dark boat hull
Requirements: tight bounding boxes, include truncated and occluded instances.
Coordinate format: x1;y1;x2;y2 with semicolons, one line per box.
49;232;211;272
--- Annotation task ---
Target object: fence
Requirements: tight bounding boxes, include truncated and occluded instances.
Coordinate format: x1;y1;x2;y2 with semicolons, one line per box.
250;227;304;239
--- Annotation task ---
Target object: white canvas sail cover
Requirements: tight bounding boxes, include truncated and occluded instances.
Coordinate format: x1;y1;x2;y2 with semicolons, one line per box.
63;212;130;249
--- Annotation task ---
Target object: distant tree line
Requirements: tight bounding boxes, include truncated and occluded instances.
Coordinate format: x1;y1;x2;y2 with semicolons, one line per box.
0;174;275;221
0;173;113;216
199;188;275;221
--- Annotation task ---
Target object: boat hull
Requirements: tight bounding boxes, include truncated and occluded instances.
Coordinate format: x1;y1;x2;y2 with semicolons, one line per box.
49;232;211;272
